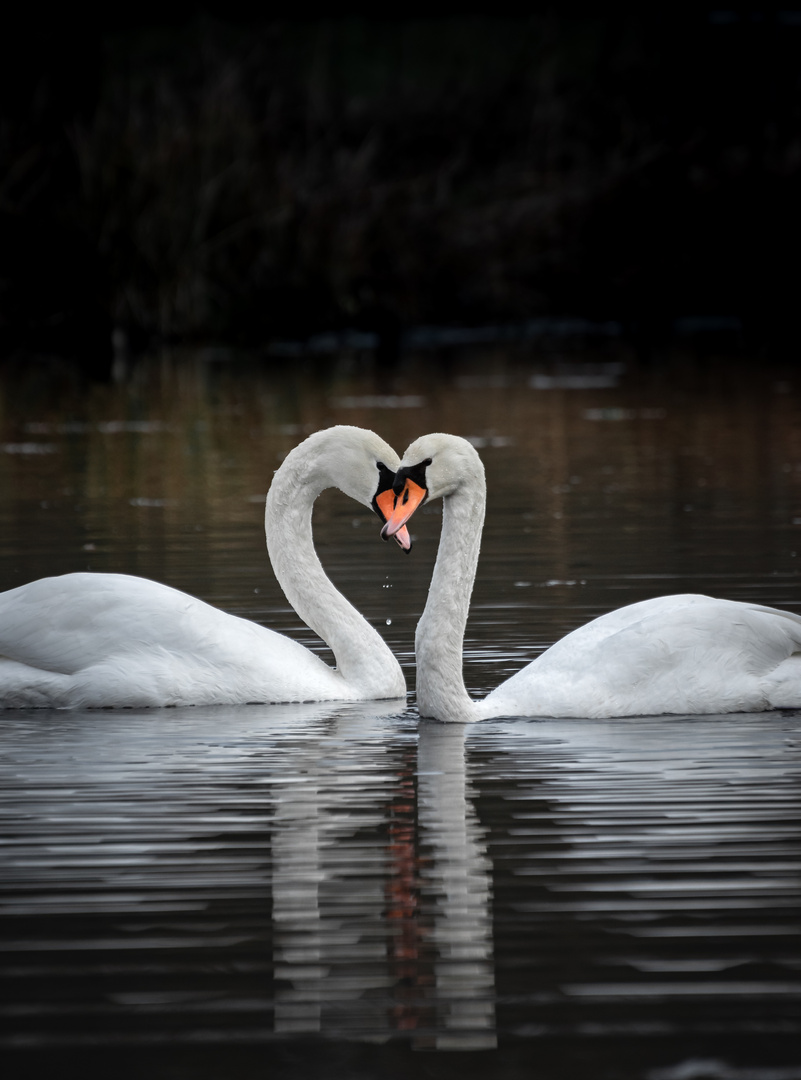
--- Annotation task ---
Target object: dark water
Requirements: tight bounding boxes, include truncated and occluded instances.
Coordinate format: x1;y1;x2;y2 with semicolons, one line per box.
1;352;800;1078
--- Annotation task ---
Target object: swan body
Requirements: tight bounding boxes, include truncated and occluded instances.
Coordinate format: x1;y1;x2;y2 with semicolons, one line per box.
383;433;801;722
0;426;407;709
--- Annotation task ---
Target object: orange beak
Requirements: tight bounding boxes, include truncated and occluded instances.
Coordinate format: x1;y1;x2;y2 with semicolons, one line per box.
375;489;412;551
380;478;427;543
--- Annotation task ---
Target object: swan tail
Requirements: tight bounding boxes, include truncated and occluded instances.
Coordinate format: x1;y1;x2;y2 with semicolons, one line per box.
764;653;801;709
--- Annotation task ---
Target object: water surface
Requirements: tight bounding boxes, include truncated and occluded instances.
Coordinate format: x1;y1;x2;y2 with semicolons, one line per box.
1;351;800;1078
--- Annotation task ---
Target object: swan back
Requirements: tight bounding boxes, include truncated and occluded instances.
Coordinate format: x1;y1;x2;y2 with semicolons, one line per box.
482;594;801;718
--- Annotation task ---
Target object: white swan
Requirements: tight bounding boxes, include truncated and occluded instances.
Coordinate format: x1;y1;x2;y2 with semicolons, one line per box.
382;432;801;722
0;426;410;709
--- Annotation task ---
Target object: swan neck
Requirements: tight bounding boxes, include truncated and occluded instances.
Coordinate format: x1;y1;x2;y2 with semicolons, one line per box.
265;452;399;696
415;471;485;722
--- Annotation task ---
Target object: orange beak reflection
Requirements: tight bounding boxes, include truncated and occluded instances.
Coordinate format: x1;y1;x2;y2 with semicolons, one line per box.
380;478;427;545
376;489;412;551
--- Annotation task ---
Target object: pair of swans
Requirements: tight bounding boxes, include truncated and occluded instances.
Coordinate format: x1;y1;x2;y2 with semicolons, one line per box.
2;426;801;718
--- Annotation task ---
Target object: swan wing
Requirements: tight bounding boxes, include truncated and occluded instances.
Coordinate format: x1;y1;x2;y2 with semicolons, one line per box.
482;594;801;718
0;572;345;708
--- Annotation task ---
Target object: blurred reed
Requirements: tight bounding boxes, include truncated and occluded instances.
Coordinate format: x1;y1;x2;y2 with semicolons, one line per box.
3;13;800;359
72;16;801;346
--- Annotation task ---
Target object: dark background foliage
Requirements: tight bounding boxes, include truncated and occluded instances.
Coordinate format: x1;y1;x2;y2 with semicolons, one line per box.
2;3;800;372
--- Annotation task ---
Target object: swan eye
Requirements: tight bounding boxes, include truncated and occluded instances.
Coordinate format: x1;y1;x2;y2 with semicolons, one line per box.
372;461;395;514
392;457;432;502
374;461;396;491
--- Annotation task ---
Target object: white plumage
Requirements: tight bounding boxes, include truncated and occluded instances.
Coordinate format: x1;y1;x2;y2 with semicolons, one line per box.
384;433;801;722
0;426;406;709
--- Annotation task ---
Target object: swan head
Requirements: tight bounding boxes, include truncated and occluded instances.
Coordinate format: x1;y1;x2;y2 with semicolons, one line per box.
295;426;412;550
380;433;484;540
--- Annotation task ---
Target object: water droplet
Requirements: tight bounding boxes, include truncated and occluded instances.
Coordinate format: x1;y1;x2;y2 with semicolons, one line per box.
386;619;392;625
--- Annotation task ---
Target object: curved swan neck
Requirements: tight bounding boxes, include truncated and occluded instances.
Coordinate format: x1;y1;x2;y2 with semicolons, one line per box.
415;465;486;722
265;437;401;697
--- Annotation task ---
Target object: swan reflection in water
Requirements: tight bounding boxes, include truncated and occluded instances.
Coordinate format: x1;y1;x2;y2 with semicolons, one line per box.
269;709;496;1049
416;722;496;1049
